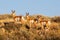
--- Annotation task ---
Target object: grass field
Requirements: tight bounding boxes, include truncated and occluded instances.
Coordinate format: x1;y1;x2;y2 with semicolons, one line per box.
0;14;60;40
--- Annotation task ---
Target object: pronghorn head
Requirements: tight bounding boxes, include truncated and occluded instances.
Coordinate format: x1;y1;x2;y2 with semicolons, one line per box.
11;10;16;17
25;13;31;20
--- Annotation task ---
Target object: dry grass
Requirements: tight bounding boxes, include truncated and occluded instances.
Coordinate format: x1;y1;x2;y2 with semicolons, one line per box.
0;14;60;40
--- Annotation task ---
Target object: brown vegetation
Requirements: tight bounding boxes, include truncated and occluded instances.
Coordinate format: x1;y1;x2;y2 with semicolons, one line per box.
0;13;60;40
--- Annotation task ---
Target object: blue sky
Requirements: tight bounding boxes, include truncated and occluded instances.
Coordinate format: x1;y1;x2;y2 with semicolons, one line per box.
0;0;60;16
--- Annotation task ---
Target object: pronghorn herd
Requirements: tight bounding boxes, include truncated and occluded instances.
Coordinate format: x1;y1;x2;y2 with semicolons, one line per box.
0;10;51;30
12;12;51;29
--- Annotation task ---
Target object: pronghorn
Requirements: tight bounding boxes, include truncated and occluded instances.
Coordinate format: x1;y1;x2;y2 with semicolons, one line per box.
14;16;22;22
31;18;38;28
14;15;26;24
40;18;51;29
11;10;16;18
25;12;31;21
